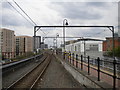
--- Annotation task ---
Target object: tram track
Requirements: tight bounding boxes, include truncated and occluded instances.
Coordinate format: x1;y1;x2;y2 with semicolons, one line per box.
5;53;51;90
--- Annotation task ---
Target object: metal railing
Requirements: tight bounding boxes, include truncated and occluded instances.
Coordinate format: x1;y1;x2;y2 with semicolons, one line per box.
63;51;120;89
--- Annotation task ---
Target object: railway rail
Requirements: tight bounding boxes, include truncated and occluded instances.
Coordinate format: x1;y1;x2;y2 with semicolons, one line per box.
5;53;51;90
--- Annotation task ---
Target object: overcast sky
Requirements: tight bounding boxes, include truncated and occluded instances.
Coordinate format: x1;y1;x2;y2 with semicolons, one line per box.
0;0;119;47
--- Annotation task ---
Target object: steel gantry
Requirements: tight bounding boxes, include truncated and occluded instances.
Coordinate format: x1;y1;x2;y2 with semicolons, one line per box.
33;25;116;89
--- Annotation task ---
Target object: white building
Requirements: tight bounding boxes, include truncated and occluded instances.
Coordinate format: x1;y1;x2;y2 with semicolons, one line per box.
65;40;103;58
118;29;120;37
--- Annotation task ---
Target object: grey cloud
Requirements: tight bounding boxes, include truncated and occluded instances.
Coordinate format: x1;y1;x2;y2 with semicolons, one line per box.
1;2;33;27
86;2;107;7
2;9;33;27
50;2;102;20
2;14;31;27
2;13;22;26
62;8;101;20
2;2;12;9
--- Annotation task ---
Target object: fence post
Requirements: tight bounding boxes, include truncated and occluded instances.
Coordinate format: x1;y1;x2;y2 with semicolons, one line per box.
63;51;65;60
76;54;78;68
97;57;100;81
66;52;67;61
88;56;90;75
70;53;71;64
113;60;116;89
69;52;71;64
67;52;68;61
68;52;70;61
72;53;74;66
81;55;83;70
65;52;67;61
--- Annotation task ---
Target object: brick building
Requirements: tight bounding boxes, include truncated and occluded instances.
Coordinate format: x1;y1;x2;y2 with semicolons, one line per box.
103;37;120;51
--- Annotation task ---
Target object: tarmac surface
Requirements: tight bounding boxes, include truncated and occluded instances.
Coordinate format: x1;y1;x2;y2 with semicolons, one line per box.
36;55;84;88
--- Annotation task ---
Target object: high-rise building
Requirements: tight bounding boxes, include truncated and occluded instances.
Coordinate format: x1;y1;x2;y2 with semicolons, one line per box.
0;28;15;59
15;36;33;56
33;36;41;52
41;43;48;49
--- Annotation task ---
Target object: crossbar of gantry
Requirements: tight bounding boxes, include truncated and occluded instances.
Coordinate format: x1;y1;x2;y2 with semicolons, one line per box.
34;25;116;89
34;25;114;52
34;25;113;28
43;37;105;41
34;25;113;51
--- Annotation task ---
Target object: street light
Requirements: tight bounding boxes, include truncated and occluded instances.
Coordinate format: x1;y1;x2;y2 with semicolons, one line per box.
53;38;56;49
107;27;116;89
63;19;68;59
56;33;59;49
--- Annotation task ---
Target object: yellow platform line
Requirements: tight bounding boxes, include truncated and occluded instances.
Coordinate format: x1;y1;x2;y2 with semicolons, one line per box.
67;56;120;78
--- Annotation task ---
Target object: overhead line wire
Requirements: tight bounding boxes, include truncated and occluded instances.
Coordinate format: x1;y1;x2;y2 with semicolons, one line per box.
13;0;47;35
6;0;34;26
13;0;37;26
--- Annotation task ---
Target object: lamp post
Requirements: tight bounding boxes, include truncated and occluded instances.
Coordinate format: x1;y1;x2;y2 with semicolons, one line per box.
63;19;68;59
53;38;56;49
83;39;86;61
56;33;59;49
108;27;116;89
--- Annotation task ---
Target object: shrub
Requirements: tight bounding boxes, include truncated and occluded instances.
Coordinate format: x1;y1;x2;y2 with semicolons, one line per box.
107;47;120;57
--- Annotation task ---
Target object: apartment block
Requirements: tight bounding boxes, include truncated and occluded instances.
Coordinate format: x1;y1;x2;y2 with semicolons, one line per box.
33;36;41;51
15;36;33;56
0;28;15;59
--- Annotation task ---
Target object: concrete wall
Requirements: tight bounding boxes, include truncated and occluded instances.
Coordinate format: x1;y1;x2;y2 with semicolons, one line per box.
55;55;113;89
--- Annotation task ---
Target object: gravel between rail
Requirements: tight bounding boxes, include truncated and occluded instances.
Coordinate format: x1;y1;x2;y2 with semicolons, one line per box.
34;54;84;88
8;53;50;89
2;54;45;88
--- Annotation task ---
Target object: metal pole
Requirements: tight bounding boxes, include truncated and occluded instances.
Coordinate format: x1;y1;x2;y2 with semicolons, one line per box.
63;19;68;59
70;53;71;64
88;56;90;75
43;37;44;44
69;52;71;63
112;27;116;90
56;36;57;49
97;57;100;81
63;21;65;59
73;53;74;66
76;54;78;68
108;26;116;89
81;55;83;70
34;26;36;54
56;33;59;49
84;40;86;61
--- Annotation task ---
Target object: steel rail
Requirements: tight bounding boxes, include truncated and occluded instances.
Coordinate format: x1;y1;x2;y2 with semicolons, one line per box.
30;55;51;89
6;54;49;90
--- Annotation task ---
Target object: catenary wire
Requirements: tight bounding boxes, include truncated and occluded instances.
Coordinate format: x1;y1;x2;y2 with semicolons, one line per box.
13;0;47;35
13;0;37;26
6;0;34;26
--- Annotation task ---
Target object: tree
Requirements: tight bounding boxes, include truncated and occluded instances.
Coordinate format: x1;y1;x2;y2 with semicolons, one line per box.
108;47;120;57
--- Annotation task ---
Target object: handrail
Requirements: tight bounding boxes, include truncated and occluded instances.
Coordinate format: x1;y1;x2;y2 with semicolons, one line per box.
63;51;120;89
